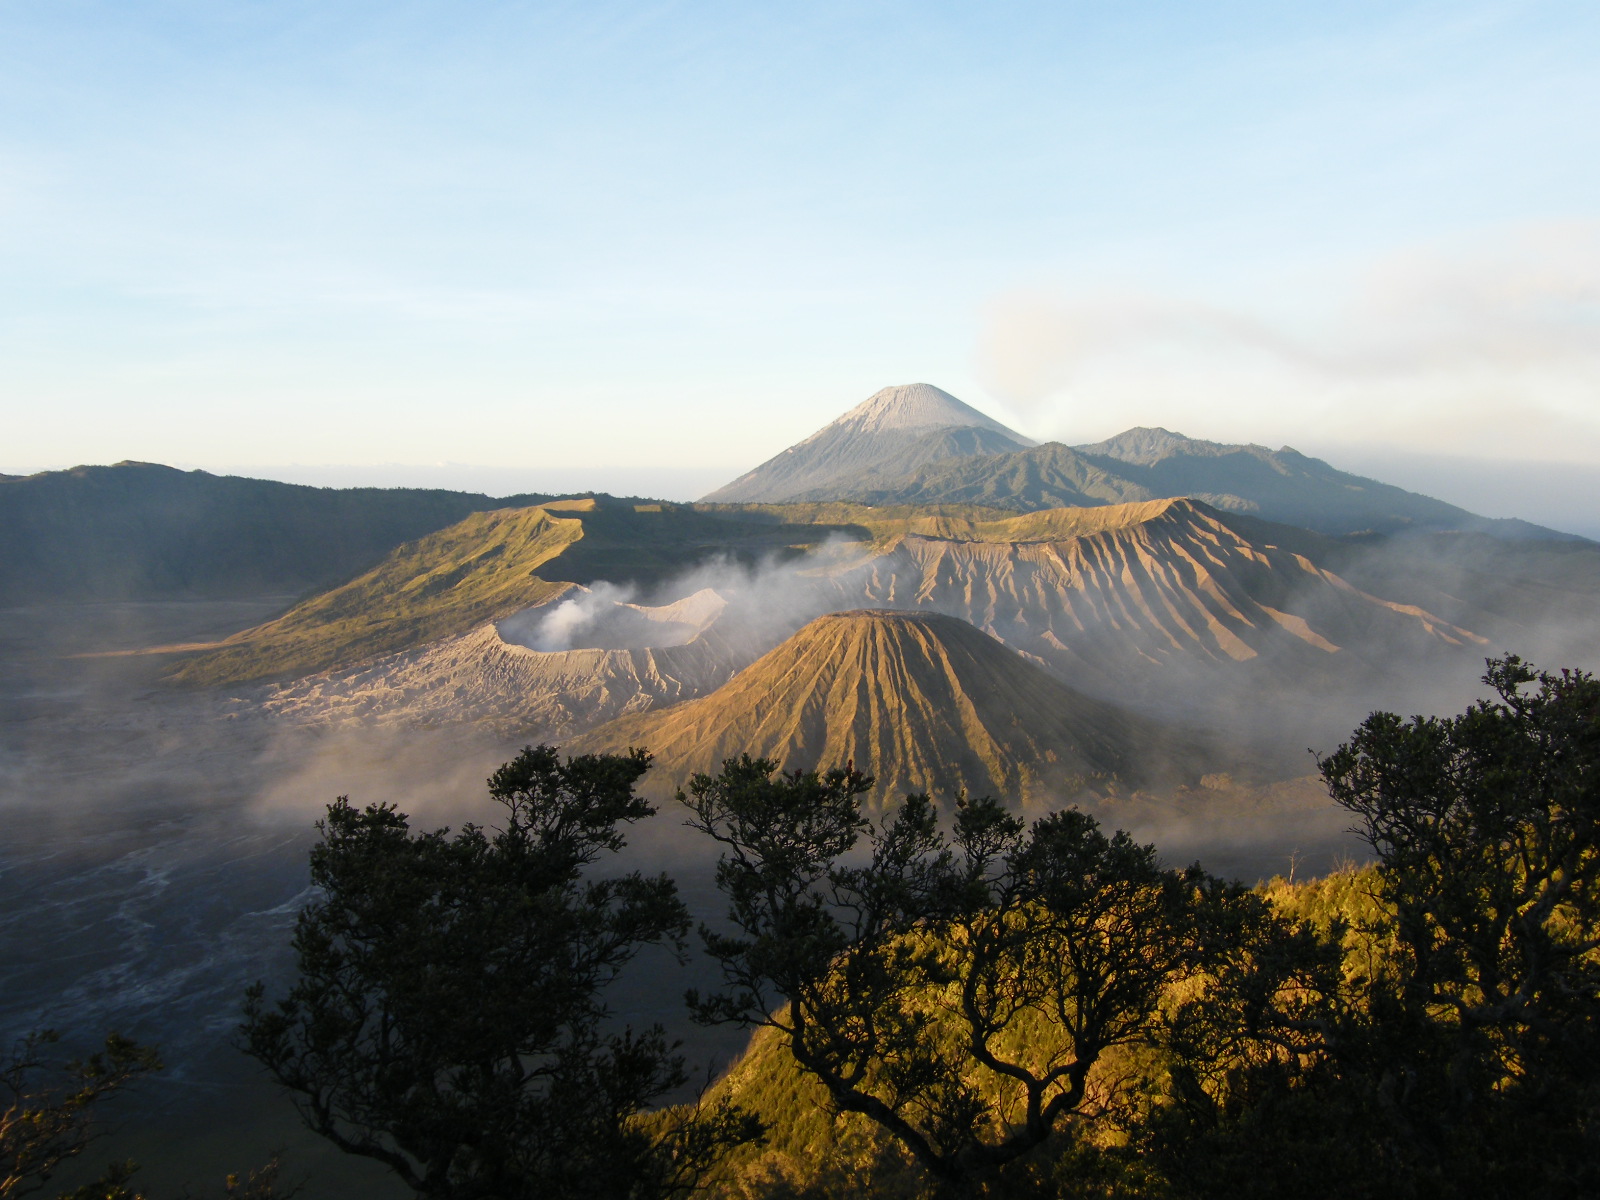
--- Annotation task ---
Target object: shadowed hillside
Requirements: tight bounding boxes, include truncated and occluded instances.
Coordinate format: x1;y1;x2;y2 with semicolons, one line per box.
0;461;553;603
574;609;1208;804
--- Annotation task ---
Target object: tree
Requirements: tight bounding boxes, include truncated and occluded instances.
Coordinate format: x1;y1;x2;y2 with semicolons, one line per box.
1143;656;1600;1199
242;745;751;1200
1317;654;1600;1193
680;755;1255;1196
0;1032;158;1200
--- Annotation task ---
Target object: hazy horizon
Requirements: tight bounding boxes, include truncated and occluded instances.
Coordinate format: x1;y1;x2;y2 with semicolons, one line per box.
3;2;1598;506
10;413;1598;540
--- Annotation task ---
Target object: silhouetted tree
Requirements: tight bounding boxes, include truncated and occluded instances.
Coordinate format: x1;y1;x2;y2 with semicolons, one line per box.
243;745;754;1200
1319;653;1600;1194
1147;655;1600;1199
681;755;1259;1196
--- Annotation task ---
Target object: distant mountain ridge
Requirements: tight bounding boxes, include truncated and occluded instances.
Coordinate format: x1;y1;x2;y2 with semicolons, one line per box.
0;461;565;604
701;383;1033;503
706;388;1577;539
1070;427;1566;538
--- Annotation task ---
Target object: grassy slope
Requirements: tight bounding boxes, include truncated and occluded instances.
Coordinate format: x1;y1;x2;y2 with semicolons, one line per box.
697;496;1190;547
171;506;585;685
171;501;884;685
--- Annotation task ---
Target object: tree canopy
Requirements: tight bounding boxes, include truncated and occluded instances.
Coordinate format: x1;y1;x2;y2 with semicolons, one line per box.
1141;655;1600;1199
242;745;754;1200
0;1032;158;1200
235;655;1600;1199
680;755;1273;1194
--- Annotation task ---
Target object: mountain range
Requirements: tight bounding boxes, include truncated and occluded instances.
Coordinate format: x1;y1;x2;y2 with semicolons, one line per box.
0;461;556;604
702;383;1034;503
13;381;1600;810
187;495;1480;693
222;486;1600;798
706;383;1573;539
4;384;1578;609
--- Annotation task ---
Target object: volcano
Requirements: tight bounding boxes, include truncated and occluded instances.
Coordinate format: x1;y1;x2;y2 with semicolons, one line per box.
702;383;1032;503
575;608;1206;805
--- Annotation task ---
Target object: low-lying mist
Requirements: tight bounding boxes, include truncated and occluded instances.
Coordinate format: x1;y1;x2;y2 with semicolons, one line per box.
478;523;1600;788
7;522;1597;1196
0;604;744;1196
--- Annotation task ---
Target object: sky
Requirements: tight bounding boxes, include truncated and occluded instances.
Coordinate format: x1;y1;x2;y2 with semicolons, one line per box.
2;1;1597;524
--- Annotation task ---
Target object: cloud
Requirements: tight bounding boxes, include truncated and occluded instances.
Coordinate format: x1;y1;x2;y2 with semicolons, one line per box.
977;222;1600;462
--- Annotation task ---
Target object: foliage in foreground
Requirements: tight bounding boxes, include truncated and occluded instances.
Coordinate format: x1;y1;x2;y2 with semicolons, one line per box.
0;1032;158;1200
241;745;757;1200
1188;653;1600;1199
1;1031;299;1200
238;654;1600;1199
680;758;1274;1194
685;655;1600;1199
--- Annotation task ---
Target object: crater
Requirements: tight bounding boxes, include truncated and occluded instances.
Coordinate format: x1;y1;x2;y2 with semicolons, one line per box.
496;586;728;652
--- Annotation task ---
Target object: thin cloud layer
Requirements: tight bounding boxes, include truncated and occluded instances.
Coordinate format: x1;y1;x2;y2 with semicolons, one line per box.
979;223;1600;463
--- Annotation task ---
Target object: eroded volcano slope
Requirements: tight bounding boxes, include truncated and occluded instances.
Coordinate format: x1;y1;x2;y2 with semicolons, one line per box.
238;499;1491;749
575;609;1209;805
816;498;1485;707
257;587;749;734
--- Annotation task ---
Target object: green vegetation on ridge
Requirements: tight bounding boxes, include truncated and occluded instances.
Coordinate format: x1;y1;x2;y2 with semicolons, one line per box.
172;500;883;685
170;506;583;685
686;656;1600;1198
241;746;752;1200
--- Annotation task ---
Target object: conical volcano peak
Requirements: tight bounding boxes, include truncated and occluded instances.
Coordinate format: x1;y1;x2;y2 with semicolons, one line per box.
701;383;1031;503
821;383;1027;440
575;607;1204;804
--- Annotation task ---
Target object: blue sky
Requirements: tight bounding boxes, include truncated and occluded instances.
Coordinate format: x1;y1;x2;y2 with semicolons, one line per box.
2;1;1597;519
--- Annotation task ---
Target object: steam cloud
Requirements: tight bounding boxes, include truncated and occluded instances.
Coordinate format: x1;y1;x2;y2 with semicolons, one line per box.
500;536;871;656
502;581;641;652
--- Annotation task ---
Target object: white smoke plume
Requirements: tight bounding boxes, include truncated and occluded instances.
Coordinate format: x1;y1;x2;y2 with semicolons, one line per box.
498;534;872;657
501;581;640;652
